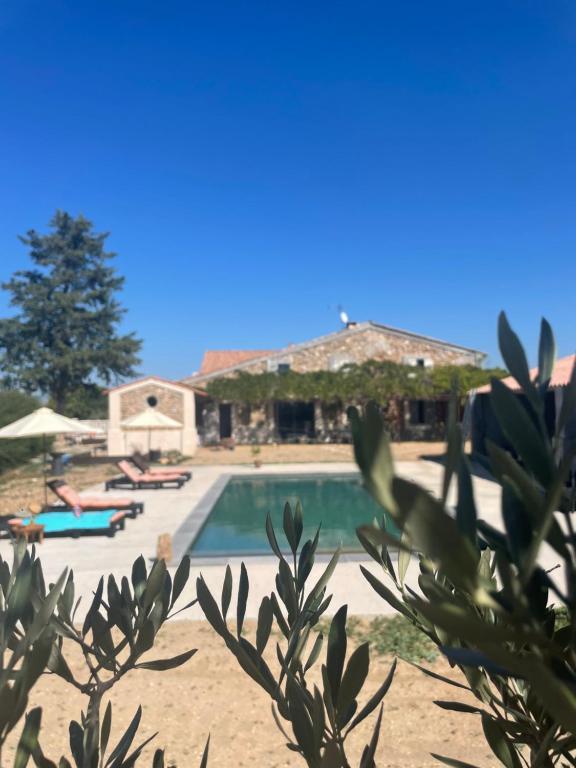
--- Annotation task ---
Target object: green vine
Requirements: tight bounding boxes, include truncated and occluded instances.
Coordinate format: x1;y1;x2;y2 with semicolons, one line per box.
205;360;506;405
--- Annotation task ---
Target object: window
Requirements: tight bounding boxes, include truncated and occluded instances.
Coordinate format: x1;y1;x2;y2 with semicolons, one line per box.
238;404;252;426
329;354;353;371
402;355;434;368
278;363;291;374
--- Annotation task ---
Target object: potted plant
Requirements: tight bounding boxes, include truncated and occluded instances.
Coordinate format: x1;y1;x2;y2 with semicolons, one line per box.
251;444;262;468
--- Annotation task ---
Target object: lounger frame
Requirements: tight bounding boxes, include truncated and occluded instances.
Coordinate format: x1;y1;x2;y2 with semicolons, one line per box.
105;475;186;491
130;454;192;481
46;480;144;518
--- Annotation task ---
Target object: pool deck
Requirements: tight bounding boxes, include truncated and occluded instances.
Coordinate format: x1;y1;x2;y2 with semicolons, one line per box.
0;460;507;620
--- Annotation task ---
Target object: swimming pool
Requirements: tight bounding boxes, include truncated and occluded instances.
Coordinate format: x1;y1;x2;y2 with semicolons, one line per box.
188;473;394;556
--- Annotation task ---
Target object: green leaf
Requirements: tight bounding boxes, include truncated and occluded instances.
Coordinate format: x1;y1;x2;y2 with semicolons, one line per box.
135;648;197;671
326;606;347;705
304;548;340;611
142;560;167;612
337;643;370;724
105;707;142;768
236;562;249;638
14;707;42;768
398;534;411;585
348;658;396;733
199;735;210;768
393;478;480;590
497;312;536;404
265;513;284;560
304;633;324;673
348;403;397;515
170;556;190;610
490;378;554;487
359;704;383;768
195;576;228;637
404;660;470;691
221;565;232;620
283;502;297;554
356;528;383;566
256;596;273;654
442;397;462;505
100;702;112;759
131;556;147;605
456;457;477;546
359;565;413;619
481;713;522;768
434;700;484;714
537;318;555;389
293;500;304;549
431;756;482;768
28;568;68;644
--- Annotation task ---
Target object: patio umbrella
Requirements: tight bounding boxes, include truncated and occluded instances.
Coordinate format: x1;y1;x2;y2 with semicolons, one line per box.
0;406;103;503
121;407;182;455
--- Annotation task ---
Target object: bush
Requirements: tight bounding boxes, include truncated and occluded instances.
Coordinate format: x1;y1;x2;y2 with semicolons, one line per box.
0;541;206;767
350;312;576;767
0;390;46;474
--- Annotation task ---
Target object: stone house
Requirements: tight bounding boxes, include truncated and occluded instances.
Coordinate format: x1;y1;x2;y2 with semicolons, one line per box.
107;376;201;457
183;321;485;444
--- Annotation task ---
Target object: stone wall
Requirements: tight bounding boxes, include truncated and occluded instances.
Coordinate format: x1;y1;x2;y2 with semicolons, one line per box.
196;396;447;445
209;326;479;380
119;384;184;422
108;379;198;456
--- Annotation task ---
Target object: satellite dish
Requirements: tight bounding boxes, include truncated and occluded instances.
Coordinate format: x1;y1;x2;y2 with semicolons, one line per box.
339;310;349;326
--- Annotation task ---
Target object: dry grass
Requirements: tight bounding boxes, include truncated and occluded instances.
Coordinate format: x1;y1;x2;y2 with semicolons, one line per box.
188;441;445;465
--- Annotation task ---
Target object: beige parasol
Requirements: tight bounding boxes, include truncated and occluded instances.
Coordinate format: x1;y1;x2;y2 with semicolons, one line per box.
0;406;104;502
121;407;182;455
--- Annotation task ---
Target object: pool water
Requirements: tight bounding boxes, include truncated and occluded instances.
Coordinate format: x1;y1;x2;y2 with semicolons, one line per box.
189;473;394;556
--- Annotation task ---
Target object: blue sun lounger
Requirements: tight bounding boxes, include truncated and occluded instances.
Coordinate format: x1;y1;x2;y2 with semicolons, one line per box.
9;509;126;538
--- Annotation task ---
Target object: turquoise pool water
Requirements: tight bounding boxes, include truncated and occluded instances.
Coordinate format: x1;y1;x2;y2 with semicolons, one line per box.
188;474;393;556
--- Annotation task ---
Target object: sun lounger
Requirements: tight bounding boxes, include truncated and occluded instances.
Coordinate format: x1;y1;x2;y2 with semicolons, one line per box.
106;460;187;490
8;510;126;538
47;479;143;518
130;453;192;481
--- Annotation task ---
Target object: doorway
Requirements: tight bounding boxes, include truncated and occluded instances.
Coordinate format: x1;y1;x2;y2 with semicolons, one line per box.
219;404;232;439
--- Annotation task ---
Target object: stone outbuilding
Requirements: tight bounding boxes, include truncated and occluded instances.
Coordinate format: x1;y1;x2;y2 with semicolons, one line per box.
107;376;200;457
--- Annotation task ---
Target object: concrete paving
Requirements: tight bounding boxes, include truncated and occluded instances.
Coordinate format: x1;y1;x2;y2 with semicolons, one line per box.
0;460;508;620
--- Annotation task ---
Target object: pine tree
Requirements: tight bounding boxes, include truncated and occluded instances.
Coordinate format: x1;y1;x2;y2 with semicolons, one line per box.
0;211;141;410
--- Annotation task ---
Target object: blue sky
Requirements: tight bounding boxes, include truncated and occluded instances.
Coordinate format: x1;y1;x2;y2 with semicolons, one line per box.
1;1;575;378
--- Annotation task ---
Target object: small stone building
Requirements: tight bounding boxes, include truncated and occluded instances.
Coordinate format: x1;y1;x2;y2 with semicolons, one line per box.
470;354;576;462
183;321;486;444
107;377;199;457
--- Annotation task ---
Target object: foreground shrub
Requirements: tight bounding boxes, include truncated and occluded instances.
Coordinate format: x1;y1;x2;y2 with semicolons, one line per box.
196;502;396;767
0;542;205;767
350;313;576;767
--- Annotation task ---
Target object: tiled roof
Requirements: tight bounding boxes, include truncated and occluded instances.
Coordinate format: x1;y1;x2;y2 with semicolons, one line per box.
199;350;277;375
474;354;576;394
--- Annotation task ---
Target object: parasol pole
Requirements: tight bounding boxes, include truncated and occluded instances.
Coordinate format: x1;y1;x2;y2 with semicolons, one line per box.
43;433;48;505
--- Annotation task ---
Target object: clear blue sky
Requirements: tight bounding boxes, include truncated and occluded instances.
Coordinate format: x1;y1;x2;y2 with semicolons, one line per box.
1;1;575;378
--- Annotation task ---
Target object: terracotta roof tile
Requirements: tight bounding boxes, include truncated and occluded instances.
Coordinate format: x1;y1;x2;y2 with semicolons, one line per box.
474;354;576;394
199;350;276;375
